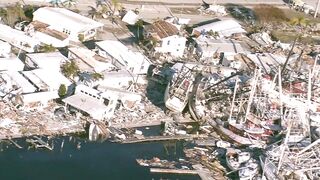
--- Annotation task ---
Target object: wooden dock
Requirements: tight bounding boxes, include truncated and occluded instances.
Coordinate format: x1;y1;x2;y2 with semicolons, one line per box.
120;134;207;144
150;168;198;175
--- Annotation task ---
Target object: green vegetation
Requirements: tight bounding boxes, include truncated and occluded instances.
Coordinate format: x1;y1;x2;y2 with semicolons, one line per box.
0;3;28;27
91;72;104;80
78;34;84;42
61;61;80;78
253;4;287;23
271;31;319;44
289;16;310;27
207;30;219;38
135;19;144;40
58;84;67;98
39;44;56;52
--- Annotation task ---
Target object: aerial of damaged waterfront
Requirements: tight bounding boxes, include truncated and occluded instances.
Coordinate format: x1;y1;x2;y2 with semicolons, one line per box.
0;0;320;179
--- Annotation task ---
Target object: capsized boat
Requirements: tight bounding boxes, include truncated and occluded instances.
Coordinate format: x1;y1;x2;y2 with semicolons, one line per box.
164;63;197;112
225;148;251;171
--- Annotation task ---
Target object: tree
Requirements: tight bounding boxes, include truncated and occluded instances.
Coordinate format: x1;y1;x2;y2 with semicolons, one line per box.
289;16;310;27
110;0;120;15
61;61;80;78
0;3;28;27
49;0;62;7
39;44;56;52
91;72;104;80
135;19;144;41
58;84;67;98
62;0;78;8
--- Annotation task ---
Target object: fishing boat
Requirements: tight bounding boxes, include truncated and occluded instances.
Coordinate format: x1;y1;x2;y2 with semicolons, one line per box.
164;63;197;112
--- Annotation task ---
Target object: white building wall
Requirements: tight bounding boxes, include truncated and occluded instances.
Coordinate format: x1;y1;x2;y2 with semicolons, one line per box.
33;31;69;47
155;35;186;57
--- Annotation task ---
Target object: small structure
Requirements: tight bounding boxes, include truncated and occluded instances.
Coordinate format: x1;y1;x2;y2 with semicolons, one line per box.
192;19;246;38
63;84;118;120
0;40;11;58
0;69;71;109
0;24;41;52
26;21;69;48
144;20;187;57
164;17;190;30
96;40;151;74
0;57;25;71
1;71;37;94
23;69;72;91
25;51;68;71
92;70;147;89
195;38;246;60
32;7;104;42
68;47;116;73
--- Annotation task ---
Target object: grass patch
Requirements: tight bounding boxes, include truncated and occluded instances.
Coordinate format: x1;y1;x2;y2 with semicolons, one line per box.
271;31;320;44
253;4;288;23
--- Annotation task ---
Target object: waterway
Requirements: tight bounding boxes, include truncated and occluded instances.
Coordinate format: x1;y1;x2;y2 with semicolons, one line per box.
0;135;200;179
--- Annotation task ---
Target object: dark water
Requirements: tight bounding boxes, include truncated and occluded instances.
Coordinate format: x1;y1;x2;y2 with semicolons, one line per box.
0;136;200;180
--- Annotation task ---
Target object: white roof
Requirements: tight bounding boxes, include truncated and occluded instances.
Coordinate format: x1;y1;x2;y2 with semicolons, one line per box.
20;71;49;91
0;24;40;52
68;47;115;72
196;38;245;54
63;93;107;119
122;10;139;25
22;91;59;103
3;71;37;93
26;52;67;71
193;19;246;37
0;57;24;71
96;40;146;67
33;7;104;33
30;69;71;90
246;53;287;73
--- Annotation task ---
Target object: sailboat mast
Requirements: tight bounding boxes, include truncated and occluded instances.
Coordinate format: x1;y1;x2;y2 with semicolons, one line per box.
228;78;239;123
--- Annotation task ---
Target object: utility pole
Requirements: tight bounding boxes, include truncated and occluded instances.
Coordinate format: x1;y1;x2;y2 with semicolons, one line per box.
315;0;320;18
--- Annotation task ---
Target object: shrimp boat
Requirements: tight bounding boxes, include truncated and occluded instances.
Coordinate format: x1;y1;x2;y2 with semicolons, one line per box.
164;63;197;112
188;66;245;122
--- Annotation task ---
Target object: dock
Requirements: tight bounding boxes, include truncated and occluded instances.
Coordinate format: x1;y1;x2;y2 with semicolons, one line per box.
150;168;198;175
120;134;207;144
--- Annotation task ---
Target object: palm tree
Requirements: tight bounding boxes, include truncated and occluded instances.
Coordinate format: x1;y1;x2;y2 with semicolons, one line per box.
135;19;144;41
289;16;309;27
289;16;310;34
88;6;99;19
62;0;78;8
96;0;109;8
49;0;62;7
110;0;120;15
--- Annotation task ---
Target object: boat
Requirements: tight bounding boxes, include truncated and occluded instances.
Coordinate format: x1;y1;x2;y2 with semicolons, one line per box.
188;67;246;122
225;148;251;171
164;63;197;112
238;159;260;180
136;157;177;169
88;121;109;141
209;119;265;147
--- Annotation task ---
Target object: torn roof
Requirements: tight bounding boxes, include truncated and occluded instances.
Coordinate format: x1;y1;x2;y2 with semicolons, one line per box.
195;38;246;54
68;46;115;73
193;19;246;37
33;7;104;33
145;20;179;40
